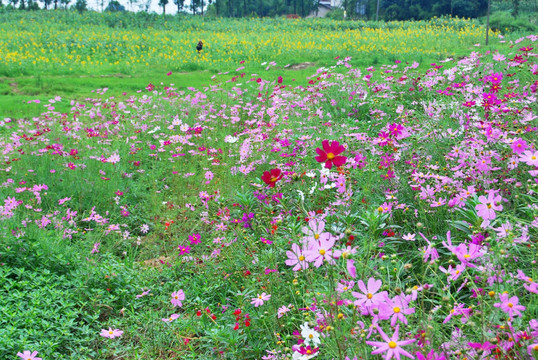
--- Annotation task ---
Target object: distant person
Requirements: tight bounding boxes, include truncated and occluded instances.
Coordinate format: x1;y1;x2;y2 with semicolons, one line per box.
196;41;203;54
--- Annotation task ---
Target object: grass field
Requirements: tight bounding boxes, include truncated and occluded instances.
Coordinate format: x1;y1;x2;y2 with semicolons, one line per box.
0;12;508;119
1;10;538;360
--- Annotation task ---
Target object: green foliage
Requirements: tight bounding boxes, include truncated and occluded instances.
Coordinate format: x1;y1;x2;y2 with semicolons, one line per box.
488;10;538;32
73;0;87;13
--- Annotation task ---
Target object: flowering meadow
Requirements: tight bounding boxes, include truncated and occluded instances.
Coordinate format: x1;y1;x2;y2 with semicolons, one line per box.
0;12;494;76
1;29;538;360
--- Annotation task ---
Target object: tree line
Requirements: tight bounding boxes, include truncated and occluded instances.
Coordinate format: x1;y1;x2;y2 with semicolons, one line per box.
0;0;532;21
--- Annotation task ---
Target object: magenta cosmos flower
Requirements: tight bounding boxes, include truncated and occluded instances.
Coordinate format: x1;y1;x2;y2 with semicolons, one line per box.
100;328;124;339
17;351;42;360
171;290;185;307
261;168;283;188
365;324;415;360
315;140;347;169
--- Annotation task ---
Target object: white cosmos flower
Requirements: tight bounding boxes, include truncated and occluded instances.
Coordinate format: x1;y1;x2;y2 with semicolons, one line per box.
300;322;321;346
224;135;239;143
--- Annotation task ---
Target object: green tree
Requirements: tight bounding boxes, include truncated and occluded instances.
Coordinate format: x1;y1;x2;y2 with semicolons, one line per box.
74;0;87;12
105;0;125;11
159;0;168;13
174;0;184;13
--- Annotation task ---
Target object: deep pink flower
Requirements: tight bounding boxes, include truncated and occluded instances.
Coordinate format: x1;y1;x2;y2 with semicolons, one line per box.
511;138;528;154
315;140;347;169
261;168;283;188
189;233;201;245
178;245;191;256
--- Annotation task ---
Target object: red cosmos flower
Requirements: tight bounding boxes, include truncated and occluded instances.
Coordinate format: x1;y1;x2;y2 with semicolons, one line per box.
315;140;347;169
261;168;283;188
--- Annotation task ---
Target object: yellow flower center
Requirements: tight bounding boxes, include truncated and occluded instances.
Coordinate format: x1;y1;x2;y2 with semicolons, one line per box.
109;331;114;335
367;293;373;299
319;249;326;255
487;203;492;208
393;307;401;313
508;302;513;308
388;341;397;349
299;255;305;261
532;156;537;160
464;254;471;258
309;334;314;339
306;350;312;355
314;234;320;240
270;176;278;182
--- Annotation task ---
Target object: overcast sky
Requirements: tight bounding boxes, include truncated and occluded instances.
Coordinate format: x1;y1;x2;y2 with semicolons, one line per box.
86;0;196;15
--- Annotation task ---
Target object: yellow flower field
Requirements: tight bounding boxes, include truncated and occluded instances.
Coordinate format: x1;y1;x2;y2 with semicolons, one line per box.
0;12;496;76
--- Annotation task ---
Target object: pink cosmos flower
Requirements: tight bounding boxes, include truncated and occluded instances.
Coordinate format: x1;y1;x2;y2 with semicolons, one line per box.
494;293;526;318
277;304;291;318
285;243;309;271
520;150;538;167
415;350;446;360
315;140;347;169
443;303;473;324
452;243;483;268
301;219;330;242
475;191;502;226
162;314;180;322
305;235;336;267
378;294;415;326
346;259;357;278
527;343;538;358
439;264;466;282
352;278;388;310
365;324;415;360
100;328;124;339
171;290;185;307
251;292;271;307
17;351;42;360
136;289;151;298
